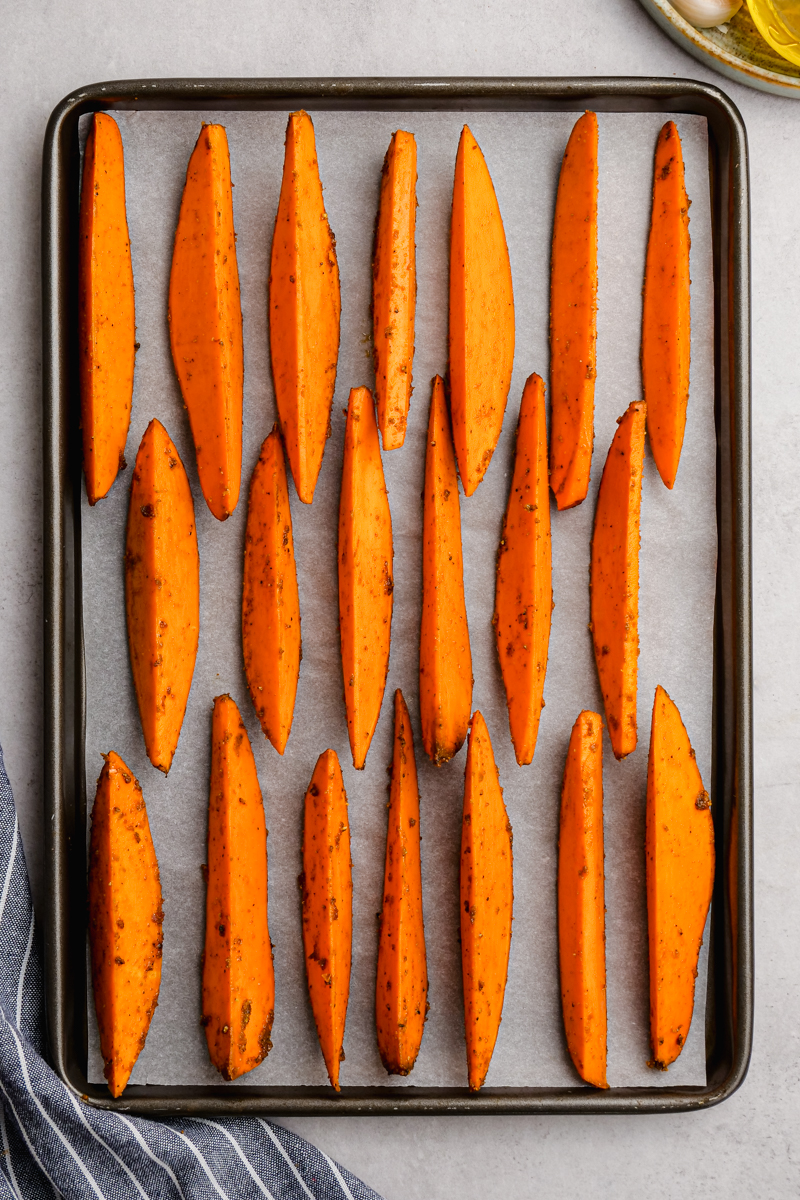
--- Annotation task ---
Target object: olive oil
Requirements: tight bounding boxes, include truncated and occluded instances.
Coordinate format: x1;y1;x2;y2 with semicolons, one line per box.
748;0;800;66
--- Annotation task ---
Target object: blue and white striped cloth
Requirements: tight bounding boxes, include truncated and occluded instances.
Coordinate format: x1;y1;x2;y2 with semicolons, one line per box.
0;746;383;1199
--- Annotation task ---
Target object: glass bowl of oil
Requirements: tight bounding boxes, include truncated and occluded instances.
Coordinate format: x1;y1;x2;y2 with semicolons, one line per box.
748;0;800;66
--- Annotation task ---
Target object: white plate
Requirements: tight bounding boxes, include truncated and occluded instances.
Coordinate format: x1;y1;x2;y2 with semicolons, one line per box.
639;0;800;98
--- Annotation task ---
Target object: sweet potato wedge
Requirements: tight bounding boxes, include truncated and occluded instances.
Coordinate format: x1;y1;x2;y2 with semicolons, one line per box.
449;125;515;496
376;690;428;1076
125;419;200;773
269;110;341;504
493;373;553;766
373;130;417;451
301;749;353;1090
590;400;646;760
646;686;714;1069
642;121;691;490
88;752;163;1097
202;695;274;1081
242;426;301;755
549;111;598;511
338;386;394;769
558;710;608;1089
419;376;473;765
78;112;136;505
169;123;243;521
461;711;513;1092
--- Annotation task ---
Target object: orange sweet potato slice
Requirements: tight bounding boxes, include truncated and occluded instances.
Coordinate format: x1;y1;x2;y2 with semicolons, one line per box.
88;752;163;1097
169;123;243;521
419;376;473;765
373;130;417;451
590;400;646;760
202;694;275;1080
642;121;691;490
449;125;515;496
78;112;136;505
549;111;598;511
493;373;553;765
558;710;608;1089
269;110;341;504
646;685;715;1069
242;426;301;755
338;386;393;770
125;419;200;773
376;690;428;1076
301;749;353;1090
461;711;513;1092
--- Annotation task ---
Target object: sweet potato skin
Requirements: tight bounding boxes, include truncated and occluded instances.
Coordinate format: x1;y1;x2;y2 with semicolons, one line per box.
125;419;200;773
373;131;417;451
338;386;394;770
269;110;341;504
646;686;714;1069
376;690;428;1076
78;112;135;505
642;121;691;490
202;695;274;1081
590;401;646;760
558;711;608;1089
242;427;301;755
549;111;598;511
169;123;243;521
88;752;163;1097
493;373;553;766
461;712;513;1092
419;376;473;765
301;749;353;1090
449;125;515;496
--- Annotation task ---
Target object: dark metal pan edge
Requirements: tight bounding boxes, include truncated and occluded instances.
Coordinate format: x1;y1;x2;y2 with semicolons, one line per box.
42;76;752;1117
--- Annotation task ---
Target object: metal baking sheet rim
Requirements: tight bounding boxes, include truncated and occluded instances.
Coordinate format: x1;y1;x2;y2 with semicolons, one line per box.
41;76;753;1117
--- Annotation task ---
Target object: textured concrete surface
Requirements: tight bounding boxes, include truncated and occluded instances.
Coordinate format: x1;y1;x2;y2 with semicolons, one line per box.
1;0;798;1195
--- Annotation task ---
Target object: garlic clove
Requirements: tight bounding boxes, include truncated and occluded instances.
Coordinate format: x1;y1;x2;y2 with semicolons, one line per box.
668;0;743;28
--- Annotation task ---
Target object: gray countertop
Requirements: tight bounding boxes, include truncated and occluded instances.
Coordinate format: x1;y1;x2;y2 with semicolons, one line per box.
2;0;798;1195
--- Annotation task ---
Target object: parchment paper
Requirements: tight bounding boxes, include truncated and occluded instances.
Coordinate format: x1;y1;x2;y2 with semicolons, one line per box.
82;108;716;1090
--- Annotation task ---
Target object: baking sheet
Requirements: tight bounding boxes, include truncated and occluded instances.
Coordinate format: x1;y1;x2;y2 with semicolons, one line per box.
82;108;716;1090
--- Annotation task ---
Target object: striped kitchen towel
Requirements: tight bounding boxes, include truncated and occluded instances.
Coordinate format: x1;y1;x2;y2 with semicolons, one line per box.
0;746;383;1200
